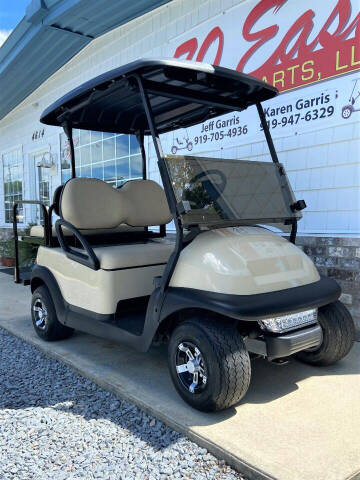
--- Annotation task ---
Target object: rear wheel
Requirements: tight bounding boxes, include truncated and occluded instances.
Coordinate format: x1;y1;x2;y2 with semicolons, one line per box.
296;301;355;366
342;106;352;119
168;316;251;412
31;286;74;341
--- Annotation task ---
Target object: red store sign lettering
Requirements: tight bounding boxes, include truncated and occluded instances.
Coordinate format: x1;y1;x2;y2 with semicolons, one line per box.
173;0;360;92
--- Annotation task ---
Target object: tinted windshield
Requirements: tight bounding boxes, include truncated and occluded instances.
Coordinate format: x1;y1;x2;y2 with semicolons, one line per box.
164;155;299;227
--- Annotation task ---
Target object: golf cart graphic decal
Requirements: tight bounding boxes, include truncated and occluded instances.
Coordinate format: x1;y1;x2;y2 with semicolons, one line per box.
171;132;193;155
173;0;360;93
342;78;360;118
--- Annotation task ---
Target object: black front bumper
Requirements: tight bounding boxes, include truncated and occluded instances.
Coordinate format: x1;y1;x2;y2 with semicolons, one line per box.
245;324;323;360
162;276;341;321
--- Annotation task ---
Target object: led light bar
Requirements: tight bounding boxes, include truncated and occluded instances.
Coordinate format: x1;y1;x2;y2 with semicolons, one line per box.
258;309;318;333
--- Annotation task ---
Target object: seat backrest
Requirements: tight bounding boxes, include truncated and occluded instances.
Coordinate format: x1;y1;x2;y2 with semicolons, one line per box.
59;178;172;230
120;179;172;227
52;184;64;216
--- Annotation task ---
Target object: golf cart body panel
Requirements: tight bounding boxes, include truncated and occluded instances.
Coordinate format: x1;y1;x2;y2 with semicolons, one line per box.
170;227;319;295
30;265;162;352
36;245;172;315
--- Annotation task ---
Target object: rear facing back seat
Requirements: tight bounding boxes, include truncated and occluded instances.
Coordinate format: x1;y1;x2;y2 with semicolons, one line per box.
58;177;174;270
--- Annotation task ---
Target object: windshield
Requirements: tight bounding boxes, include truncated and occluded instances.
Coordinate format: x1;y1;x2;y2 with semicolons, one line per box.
164;155;299;227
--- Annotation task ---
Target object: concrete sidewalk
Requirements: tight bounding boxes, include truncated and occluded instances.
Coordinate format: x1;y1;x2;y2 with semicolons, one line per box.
0;272;359;480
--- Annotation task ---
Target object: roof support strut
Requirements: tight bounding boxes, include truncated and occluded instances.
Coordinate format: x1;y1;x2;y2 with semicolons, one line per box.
134;74;184;316
62;121;76;179
256;102;279;165
136;130;147;180
256;101;298;244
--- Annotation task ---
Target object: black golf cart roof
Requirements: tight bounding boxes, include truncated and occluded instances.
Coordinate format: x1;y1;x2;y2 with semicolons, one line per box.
40;58;278;135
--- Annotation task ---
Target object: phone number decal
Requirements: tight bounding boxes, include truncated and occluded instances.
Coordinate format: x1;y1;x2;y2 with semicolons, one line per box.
260;106;334;130
194;125;248;145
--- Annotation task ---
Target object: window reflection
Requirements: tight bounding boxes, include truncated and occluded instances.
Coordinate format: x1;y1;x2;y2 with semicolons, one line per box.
61;130;141;187
3;148;23;223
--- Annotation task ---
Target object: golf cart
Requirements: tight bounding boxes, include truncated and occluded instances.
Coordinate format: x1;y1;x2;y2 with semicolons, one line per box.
342;78;360;119
16;59;355;412
171;133;193;154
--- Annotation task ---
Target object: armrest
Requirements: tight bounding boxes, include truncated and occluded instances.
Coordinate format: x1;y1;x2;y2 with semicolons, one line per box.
55;219;100;270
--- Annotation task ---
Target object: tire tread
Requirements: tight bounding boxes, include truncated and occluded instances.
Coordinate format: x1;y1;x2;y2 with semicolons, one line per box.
32;286;74;341
169;317;251;412
296;301;355;366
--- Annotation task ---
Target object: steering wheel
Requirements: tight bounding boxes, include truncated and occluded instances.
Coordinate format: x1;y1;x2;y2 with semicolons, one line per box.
189;169;227;202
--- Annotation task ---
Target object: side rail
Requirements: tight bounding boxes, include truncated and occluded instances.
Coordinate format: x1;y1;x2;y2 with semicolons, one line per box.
55;219;100;270
13;200;50;284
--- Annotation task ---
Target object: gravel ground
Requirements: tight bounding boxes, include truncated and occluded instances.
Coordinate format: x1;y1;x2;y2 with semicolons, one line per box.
0;328;246;480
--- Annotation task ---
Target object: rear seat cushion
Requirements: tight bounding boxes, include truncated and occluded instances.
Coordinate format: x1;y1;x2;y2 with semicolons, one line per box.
30;224;143;238
30;225;59;237
87;239;174;270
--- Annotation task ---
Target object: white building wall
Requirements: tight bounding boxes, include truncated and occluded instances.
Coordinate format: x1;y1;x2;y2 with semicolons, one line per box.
0;0;359;235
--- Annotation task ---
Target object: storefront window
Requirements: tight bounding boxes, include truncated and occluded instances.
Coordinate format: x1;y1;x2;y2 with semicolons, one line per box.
60;130;142;186
3;148;23;223
34;152;51;207
38;167;51;206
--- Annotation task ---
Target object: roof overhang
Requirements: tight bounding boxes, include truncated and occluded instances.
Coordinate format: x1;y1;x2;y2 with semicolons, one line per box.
0;0;171;121
40;58;278;135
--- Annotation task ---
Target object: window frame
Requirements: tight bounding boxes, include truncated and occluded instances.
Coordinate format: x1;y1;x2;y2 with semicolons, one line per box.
2;145;24;226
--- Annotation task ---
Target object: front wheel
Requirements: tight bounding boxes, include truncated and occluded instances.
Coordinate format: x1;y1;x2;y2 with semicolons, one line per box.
296;301;355;366
168;317;251;412
31;286;74;341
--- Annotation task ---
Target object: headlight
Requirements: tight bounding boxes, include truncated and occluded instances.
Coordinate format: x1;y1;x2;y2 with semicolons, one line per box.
258;309;318;333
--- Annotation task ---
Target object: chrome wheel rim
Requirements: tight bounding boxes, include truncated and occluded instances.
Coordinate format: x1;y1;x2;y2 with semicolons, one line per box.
175;342;207;394
33;299;48;330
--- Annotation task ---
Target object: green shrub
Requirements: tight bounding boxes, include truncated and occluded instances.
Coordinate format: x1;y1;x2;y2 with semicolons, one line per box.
0;223;39;266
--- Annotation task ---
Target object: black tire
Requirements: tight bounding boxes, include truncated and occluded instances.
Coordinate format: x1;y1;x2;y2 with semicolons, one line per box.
296;301;355;366
168;317;251;412
31;286;74;341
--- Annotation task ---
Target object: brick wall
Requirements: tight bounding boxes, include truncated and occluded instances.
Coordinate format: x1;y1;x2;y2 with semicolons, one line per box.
296;236;360;338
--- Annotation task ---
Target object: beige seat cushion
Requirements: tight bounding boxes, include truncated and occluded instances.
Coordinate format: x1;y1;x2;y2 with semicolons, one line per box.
30;225;53;237
30;224;143;238
30;225;73;237
91;239;174;270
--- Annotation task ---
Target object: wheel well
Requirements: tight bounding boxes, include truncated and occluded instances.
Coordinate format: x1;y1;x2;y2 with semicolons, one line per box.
31;277;45;293
158;308;240;338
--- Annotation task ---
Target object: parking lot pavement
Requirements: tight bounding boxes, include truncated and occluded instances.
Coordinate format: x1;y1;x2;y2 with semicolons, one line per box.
0;327;245;480
0;272;359;480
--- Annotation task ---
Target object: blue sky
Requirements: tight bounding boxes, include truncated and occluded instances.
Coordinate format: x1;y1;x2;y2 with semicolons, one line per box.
0;0;29;46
